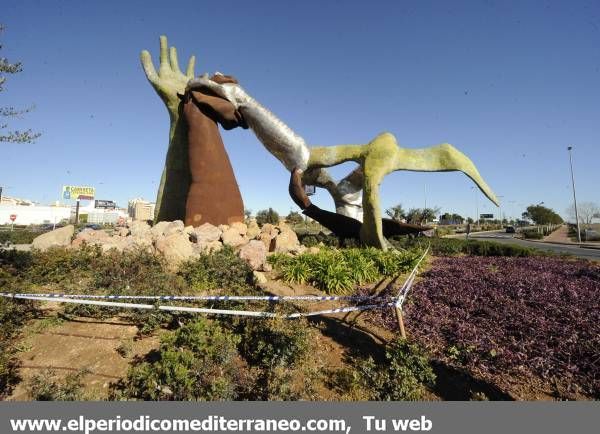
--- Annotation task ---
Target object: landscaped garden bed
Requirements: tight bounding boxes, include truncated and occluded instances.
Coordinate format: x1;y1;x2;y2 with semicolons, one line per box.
360;256;600;400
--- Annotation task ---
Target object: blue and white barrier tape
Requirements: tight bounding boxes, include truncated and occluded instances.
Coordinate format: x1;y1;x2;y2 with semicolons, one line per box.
0;292;392;319
0;292;396;302
395;246;429;308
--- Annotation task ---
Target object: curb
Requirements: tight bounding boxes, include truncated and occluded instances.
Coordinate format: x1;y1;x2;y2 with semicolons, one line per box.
519;238;600;251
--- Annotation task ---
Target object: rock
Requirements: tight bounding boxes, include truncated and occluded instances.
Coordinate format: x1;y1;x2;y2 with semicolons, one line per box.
194;223;222;243
292;244;307;255
71;229;110;248
129;220;151;237
184;225;195;235
273;226;300;253
163;220;185;236
221;228;247;248
253;271;268;285
150;221;170;239
257;223;279;250
238;240;267;270
129;235;154;251
195;240;223;254
98;237;130;253
307;246;320;254
155;233;196;269
246;219;260;239
260;262;273;272
230;221;248;236
218;224;230;233
32;225;75;251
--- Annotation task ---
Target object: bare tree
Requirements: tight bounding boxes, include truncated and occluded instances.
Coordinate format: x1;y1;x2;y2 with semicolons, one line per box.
0;25;40;143
566;201;600;225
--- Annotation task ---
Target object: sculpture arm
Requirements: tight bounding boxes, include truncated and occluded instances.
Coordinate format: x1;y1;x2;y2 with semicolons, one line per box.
393;143;499;206
140;36;196;222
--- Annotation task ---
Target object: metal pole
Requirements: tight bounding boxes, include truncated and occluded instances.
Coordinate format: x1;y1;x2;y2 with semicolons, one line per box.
395;306;406;339
75;199;80;225
567;146;581;244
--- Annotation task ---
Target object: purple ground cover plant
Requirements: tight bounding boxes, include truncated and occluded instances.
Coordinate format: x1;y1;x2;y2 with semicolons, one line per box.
357;256;600;399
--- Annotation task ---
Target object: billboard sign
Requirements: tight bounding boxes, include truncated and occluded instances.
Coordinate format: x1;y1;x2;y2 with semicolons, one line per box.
480;213;494;219
95;200;116;209
62;186;95;200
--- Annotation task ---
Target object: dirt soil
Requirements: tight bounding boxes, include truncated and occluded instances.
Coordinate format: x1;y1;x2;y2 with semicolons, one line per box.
8;306;159;401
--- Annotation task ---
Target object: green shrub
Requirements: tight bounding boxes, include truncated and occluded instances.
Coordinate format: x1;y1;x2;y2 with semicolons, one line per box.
333;338;435;400
0;297;39;398
114;318;249;401
27;245;101;285
237;317;321;400
271;247;421;294
255;208;280;226
178;246;255;293
27;369;87;401
521;230;544;239
92;248;185;296
389;237;535;258
298;232;341;248
0;230;38;245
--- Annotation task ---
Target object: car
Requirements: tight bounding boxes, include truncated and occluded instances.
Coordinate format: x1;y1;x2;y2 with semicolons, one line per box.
505;226;516;233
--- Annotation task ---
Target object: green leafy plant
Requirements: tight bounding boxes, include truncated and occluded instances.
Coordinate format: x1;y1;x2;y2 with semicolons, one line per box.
113;318;249;401
237;317;321;400
178;246;255;293
27;369;88;401
271;247;421;293
333;338;435;400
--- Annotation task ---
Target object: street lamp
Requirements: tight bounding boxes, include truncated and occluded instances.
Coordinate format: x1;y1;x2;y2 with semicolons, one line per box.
471;186;479;226
567;146;582;243
497;195;505;225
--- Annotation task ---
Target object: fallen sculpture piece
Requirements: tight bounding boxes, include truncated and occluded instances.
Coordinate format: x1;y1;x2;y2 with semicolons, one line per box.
190;74;498;249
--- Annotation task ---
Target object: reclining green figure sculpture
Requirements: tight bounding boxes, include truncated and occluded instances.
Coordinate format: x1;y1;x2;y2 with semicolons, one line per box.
141;36;499;249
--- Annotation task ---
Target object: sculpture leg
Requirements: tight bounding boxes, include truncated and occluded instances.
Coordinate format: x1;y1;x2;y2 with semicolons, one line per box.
358;133;400;250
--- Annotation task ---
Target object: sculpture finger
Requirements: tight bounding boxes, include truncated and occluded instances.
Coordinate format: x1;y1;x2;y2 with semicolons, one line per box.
158;35;169;74
140;50;158;84
185;55;196;78
169;46;181;74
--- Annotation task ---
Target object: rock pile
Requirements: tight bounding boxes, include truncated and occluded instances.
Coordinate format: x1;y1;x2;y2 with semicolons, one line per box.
32;220;305;271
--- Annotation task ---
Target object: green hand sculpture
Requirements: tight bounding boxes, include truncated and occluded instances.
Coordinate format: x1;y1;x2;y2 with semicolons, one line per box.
140;35;196;222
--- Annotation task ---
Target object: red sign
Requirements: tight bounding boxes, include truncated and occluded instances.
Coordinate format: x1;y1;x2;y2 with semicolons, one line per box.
9;214;17;222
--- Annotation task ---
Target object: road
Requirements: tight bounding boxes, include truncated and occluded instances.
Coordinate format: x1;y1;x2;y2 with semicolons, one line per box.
463;230;600;261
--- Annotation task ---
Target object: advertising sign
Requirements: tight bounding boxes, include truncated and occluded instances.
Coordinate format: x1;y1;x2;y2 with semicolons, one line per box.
62;186;95;200
95;200;116;209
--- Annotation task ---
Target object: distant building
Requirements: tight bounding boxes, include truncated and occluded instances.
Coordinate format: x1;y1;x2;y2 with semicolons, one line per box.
0;203;71;225
128;198;155;222
0;195;36;206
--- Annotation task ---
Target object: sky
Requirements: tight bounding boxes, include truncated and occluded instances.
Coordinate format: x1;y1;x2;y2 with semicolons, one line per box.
2;0;599;221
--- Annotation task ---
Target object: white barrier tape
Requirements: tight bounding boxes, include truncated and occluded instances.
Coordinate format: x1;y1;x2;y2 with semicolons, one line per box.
394;246;429;307
158;305;277;318
0;292;395;302
2;294;154;310
286;302;394;318
395;273;416;308
0;292;392;319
